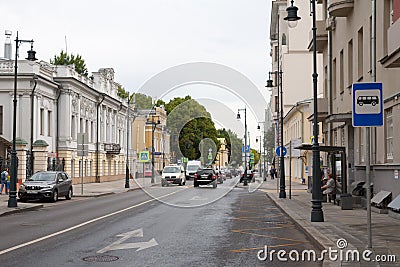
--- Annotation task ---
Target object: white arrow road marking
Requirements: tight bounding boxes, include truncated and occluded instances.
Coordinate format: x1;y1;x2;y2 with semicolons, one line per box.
0;189;184;256
97;229;158;253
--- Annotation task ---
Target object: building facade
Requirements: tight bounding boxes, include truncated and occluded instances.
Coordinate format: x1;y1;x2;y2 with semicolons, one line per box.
271;0;400;200
0;55;136;183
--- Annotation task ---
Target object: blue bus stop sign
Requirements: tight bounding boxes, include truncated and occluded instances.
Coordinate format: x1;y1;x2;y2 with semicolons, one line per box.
352;83;383;127
276;146;287;157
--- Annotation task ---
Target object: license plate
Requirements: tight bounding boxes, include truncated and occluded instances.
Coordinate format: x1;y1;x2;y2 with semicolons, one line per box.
27;190;39;194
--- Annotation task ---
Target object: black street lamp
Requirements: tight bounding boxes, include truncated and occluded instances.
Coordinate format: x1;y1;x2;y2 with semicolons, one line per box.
8;32;37;208
257;121;267;180
149;108;160;184
237;108;248;186
256;136;262;176
284;0;324;222
266;69;286;199
125;94;137;188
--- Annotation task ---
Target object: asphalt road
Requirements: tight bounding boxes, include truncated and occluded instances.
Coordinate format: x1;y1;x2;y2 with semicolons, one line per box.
0;177;322;266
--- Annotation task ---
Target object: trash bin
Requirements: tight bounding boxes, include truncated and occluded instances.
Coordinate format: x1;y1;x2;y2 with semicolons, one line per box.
340;193;353;210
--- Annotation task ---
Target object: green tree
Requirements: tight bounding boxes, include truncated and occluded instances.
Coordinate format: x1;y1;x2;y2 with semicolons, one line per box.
250;148;259;168
117;86;129;99
132;93;153;109
164;96;219;162
264;125;275;165
50;50;89;76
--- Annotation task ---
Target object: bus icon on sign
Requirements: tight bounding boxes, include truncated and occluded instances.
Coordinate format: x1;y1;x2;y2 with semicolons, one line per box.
357;95;379;106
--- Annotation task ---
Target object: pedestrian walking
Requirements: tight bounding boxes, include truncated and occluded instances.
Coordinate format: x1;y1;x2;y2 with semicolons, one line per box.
269;166;276;180
1;168;9;194
6;171;11;194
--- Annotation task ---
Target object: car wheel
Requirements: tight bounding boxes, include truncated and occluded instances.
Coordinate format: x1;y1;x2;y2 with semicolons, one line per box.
65;188;72;200
372;101;376;106
19;197;27;202
51;190;58;202
194;182;199;187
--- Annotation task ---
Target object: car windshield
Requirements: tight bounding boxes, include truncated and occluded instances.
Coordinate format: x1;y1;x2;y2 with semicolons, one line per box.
187;166;198;171
27;172;56;181
163;167;180;173
199;169;213;174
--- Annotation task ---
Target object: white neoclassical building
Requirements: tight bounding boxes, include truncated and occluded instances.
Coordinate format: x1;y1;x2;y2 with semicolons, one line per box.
0;54;135;184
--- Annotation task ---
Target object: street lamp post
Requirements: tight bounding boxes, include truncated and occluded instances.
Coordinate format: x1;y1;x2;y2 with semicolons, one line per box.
8;32;37;208
257;122;266;180
256;136;262;176
266;69;286;198
125;93;131;188
284;0;324;221
237;108;248;186
149;108;160;184
125;95;137;188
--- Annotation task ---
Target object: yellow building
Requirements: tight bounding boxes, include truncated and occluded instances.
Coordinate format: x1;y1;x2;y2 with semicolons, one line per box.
132;106;170;177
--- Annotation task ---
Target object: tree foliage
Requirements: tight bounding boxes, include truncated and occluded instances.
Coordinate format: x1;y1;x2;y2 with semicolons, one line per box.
116;88;153;110
264;125;276;165
163;96;219;162
50;50;89;76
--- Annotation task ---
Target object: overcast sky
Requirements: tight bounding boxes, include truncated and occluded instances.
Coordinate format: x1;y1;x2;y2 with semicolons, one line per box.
1;0;272;147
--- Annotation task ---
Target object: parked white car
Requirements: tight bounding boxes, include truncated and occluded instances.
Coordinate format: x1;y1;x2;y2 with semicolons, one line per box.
162;165;186;186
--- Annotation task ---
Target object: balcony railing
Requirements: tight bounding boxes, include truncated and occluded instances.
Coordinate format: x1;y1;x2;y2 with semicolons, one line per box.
104;143;121;155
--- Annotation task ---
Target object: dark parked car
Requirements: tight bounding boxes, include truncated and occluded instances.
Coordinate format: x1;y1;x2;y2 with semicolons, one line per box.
18;171;73;202
194;168;217;188
240;169;254;183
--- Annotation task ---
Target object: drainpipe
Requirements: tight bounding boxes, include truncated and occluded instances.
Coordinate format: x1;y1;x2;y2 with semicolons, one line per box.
29;74;38;175
56;85;62;159
371;0;377;164
96;93;105;183
327;15;333;147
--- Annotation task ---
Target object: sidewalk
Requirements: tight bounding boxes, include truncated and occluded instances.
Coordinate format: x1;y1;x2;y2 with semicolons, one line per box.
0;176;160;217
260;177;400;266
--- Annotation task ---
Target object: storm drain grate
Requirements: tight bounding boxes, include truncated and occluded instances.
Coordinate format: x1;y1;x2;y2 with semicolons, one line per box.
82;255;119;262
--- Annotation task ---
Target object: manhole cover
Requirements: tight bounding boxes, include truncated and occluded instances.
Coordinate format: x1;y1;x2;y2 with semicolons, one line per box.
82;255;119;262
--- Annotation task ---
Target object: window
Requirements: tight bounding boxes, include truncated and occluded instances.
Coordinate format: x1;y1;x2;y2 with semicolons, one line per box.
358;27;363;80
348;39;353;87
86;120;90;142
71;115;76;140
0;106;3;134
274;46;278;62
386;108;393;160
332;58;337;99
340;50;344;94
47;110;52;136
341;128;345;147
40;108;44;135
91;121;94;143
80;118;84;134
274;96;279;112
324;66;328;98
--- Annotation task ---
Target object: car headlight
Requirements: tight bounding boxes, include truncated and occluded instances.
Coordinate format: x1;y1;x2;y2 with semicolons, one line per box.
42;185;54;189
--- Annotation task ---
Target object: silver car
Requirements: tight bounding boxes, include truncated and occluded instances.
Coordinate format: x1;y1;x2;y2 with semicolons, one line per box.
18;171;73;202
